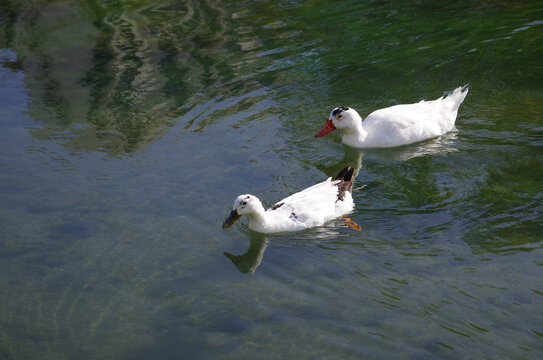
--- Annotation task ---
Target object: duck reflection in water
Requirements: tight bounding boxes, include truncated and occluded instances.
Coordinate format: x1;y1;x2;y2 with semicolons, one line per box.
320;146;364;180
365;131;459;162
320;131;458;180
224;227;344;274
224;232;267;274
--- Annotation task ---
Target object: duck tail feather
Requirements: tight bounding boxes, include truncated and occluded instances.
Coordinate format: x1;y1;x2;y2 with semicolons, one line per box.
334;166;354;201
333;166;349;181
445;85;469;111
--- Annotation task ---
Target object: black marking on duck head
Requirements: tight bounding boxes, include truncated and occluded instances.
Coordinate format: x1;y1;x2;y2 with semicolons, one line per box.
332;107;350;117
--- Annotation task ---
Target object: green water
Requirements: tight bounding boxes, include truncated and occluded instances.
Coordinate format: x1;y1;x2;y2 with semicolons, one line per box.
1;0;542;359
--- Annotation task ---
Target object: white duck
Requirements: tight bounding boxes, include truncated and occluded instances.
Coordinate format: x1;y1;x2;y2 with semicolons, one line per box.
222;167;357;233
315;86;469;148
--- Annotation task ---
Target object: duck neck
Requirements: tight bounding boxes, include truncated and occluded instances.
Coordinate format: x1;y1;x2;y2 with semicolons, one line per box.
248;201;267;228
342;122;367;147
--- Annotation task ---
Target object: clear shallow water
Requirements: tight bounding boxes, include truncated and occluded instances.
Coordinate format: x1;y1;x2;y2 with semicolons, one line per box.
1;0;542;359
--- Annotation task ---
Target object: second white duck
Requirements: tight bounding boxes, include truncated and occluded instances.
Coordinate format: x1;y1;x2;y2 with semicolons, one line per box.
222;166;356;234
315;86;469;148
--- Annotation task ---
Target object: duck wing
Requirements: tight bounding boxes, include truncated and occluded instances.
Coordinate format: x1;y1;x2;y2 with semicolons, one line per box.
268;167;354;226
364;87;468;134
364;101;440;130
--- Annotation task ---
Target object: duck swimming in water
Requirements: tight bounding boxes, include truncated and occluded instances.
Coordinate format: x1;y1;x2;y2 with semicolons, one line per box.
222;167;357;233
315;86;468;148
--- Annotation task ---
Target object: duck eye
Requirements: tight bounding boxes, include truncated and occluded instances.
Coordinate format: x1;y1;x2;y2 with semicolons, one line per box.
241;201;247;206
337;114;343;120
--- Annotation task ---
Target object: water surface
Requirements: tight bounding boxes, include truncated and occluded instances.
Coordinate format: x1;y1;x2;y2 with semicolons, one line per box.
1;1;542;359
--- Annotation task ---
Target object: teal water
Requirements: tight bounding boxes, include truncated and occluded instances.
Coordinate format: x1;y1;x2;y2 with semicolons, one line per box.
1;1;543;359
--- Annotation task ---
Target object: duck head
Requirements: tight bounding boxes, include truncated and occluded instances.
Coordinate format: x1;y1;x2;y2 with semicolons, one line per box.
222;194;262;229
315;107;362;137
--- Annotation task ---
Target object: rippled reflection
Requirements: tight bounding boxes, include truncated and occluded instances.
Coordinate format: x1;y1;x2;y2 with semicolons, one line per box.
224;224;355;274
0;0;247;154
319;132;458;187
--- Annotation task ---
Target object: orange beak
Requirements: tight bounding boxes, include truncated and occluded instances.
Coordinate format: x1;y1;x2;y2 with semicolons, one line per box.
315;118;336;137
